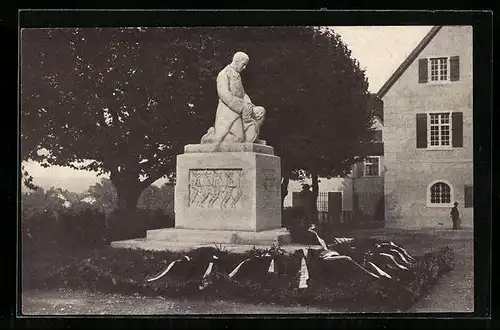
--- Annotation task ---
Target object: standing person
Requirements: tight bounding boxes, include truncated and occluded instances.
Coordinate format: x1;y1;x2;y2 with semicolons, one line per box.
300;184;316;225
450;202;460;230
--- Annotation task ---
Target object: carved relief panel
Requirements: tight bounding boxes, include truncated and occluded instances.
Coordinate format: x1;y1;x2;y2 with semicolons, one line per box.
189;169;243;209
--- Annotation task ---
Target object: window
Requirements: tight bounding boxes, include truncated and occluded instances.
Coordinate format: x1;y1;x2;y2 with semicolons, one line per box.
416;112;463;149
364;157;380;176
429;113;451;147
430;182;451;204
429;57;448;82
427;180;454;207
464;185;473;208
418;56;460;84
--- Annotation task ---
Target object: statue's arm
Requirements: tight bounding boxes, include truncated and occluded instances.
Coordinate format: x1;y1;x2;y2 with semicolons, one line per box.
243;94;252;105
217;70;245;114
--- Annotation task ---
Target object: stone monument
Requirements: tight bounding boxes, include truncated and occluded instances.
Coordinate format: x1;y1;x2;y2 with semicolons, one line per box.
175;51;282;232
111;52;289;252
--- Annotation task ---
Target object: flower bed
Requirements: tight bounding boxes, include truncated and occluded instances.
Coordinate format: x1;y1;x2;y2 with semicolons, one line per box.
23;238;455;312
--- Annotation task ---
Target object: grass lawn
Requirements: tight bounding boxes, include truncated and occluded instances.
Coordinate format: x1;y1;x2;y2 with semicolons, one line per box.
21;228;471;314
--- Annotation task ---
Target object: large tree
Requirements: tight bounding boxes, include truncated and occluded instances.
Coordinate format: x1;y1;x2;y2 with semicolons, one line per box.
22;27;215;214
21;27;373;216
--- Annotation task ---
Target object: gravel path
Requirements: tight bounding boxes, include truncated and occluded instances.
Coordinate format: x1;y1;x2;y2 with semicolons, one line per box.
409;236;473;312
22;289;338;315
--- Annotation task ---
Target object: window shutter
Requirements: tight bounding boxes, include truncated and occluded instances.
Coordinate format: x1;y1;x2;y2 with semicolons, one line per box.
452;112;463;147
356;161;364;177
464;185;473;208
416;113;427;148
418;58;428;83
450;56;460;81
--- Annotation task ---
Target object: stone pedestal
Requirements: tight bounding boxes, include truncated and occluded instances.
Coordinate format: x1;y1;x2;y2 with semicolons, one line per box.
110;142;291;253
174;143;282;232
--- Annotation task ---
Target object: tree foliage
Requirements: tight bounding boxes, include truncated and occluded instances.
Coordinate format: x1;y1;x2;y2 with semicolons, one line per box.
21;27;374;213
83;178;118;215
21;187;80;219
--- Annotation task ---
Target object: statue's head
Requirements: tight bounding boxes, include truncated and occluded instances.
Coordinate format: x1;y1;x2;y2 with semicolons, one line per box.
231;51;249;72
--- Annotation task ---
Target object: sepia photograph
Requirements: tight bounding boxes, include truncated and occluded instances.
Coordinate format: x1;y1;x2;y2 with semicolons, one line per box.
20;20;477;316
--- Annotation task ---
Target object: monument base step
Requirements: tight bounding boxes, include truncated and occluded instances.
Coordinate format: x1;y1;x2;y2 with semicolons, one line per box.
110;227;306;253
145;227;292;246
110;238;321;254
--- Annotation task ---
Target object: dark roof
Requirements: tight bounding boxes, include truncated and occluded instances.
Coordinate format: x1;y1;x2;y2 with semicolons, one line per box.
376;26;442;98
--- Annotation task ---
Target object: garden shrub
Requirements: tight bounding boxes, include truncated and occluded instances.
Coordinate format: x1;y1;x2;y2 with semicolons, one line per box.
22;202;175;258
105;208;175;241
105;209;147;241
141;208;175;230
65;207;108;247
22;205;108;256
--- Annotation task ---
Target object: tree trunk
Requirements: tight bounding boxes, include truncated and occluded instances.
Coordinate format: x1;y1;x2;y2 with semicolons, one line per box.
111;180;143;240
116;186;141;214
109;170;146;238
110;170;143;214
311;172;319;224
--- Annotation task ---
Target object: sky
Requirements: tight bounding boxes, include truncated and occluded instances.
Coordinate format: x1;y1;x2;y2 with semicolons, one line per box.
22;26;433;193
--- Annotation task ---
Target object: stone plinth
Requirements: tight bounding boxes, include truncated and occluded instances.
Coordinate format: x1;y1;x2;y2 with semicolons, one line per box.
175;143;282;232
111;228;293;253
111;239;315;254
146;227;291;245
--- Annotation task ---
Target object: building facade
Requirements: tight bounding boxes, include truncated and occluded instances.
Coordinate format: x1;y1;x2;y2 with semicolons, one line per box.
378;26;473;228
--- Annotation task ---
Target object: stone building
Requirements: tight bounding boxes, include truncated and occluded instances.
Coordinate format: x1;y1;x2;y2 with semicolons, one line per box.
378;26;473;228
